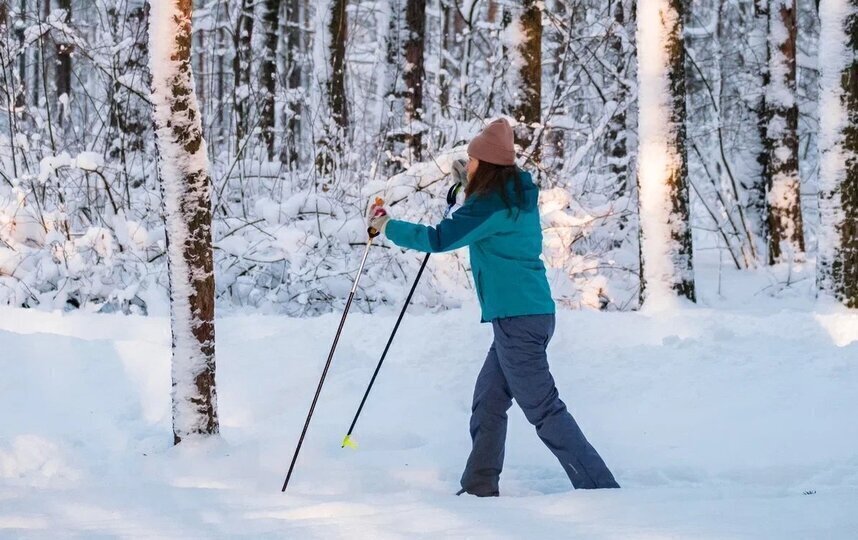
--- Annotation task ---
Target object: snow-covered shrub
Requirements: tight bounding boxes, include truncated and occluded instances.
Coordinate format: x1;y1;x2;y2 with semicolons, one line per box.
0;175;161;313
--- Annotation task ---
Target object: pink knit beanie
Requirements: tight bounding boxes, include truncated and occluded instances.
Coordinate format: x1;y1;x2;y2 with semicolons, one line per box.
467;118;515;166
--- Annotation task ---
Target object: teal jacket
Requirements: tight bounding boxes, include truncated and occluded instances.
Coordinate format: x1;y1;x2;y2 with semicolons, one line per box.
385;170;555;322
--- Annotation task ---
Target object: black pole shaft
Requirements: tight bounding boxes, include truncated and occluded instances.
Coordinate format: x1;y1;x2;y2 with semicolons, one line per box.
341;188;459;446
282;239;373;492
342;252;431;444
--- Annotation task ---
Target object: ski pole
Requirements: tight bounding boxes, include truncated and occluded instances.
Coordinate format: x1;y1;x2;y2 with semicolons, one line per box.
281;198;385;492
342;182;462;450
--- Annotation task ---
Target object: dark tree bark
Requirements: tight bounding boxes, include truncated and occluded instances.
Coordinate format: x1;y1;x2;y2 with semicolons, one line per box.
838;3;858;306
280;0;303;166
818;0;858;307
233;0;253;149
260;0;281;160
106;1;149;203
438;0;454;117
513;0;542;162
749;0;770;250
764;0;805;264
637;0;695;304
316;0;349;175
605;0;629;199
0;0;19;179
329;0;348;129
402;0;426;161
383;0;426;173
55;0;71;126
149;0;219;444
665;0;694;301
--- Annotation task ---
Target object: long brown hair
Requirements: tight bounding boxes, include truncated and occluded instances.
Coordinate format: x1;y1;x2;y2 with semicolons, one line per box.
465;160;525;211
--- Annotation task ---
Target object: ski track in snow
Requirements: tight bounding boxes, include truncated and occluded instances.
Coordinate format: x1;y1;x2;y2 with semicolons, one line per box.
1;288;857;538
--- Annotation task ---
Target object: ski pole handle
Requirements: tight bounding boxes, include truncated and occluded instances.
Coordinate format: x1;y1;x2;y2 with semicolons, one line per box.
446;182;462;206
367;197;385;238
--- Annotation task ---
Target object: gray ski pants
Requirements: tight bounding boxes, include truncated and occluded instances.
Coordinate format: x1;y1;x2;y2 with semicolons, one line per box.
460;314;620;496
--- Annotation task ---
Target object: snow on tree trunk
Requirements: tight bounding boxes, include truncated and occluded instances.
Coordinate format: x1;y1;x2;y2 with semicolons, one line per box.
403;0;426;162
818;0;858;307
750;0;771;251
233;0;254;152
765;0;805;264
280;0;304;166
148;0;219;444
508;0;542;163
383;0;426;174
605;0;630;200
314;0;349;175
328;0;348;129
382;0;405;175
55;0;72;127
636;0;696;307
260;0;281;161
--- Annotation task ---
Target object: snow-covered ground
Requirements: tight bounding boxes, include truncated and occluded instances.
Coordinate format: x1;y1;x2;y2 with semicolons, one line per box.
1;271;857;538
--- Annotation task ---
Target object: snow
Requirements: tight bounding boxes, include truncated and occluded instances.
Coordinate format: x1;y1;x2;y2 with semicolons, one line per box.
37;151;105;183
74;151;104;172
1;275;857;537
38;152;72;183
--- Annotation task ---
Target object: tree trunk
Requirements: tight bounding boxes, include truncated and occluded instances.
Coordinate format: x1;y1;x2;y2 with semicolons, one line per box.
636;0;696;305
55;0;71;126
765;0;805;264
261;0;281;160
605;0;630;199
403;0;426;161
148;0;219;445
438;0;454;117
383;0;426;173
281;0;303;166
316;0;349;175
329;0;348;129
233;0;253;150
513;0;542;163
818;0;858;306
383;0;404;174
106;1;149;202
747;0;770;253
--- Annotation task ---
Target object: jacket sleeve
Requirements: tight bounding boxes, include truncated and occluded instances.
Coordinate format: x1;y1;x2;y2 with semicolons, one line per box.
385;198;503;253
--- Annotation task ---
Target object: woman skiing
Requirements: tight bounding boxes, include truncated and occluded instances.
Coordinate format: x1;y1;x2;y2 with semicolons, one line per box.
368;118;619;496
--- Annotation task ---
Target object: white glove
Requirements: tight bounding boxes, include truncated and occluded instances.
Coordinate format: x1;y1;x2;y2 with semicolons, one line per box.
451;158;469;185
368;199;390;237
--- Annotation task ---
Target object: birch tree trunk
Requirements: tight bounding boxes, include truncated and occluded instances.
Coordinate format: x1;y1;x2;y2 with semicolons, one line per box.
818;0;858;307
636;0;696;306
765;0;805;263
148;0;219;445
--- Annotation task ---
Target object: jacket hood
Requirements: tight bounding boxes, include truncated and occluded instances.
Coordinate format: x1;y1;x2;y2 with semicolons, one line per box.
500;169;538;212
